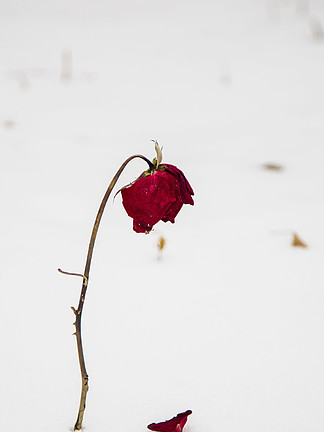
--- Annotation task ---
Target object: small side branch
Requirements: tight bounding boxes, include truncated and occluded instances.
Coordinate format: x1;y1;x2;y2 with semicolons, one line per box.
58;268;88;287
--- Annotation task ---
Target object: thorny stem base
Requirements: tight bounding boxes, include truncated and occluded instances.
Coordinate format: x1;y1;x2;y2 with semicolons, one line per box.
66;154;154;431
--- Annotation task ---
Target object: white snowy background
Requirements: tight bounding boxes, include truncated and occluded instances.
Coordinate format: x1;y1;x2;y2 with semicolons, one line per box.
1;0;324;431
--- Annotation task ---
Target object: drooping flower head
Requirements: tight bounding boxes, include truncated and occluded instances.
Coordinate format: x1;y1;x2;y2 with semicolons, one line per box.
147;410;192;432
121;141;194;233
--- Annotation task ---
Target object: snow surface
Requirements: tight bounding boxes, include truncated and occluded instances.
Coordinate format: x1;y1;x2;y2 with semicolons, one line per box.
1;0;324;431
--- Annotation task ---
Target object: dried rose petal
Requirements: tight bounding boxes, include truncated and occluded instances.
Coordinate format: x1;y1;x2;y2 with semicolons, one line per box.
147;410;192;432
121;164;194;233
161;164;194;205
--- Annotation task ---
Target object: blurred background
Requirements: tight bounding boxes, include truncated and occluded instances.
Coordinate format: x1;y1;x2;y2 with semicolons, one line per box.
1;1;324;431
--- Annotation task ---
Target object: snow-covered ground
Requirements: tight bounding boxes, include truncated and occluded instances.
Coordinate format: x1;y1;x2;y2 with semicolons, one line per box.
1;0;324;431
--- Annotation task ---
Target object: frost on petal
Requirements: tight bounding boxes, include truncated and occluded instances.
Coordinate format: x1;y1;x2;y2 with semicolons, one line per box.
147;410;192;432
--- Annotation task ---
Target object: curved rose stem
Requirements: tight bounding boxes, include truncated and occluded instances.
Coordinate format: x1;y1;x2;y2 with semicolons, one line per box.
70;154;153;431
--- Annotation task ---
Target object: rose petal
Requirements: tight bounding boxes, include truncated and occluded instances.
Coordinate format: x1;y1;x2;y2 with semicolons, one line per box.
121;162;194;233
147;410;192;432
121;171;180;233
161;200;183;223
161;164;194;205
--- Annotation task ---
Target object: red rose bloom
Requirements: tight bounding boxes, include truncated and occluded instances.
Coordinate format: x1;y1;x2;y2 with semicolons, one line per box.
147;410;192;432
121;164;194;233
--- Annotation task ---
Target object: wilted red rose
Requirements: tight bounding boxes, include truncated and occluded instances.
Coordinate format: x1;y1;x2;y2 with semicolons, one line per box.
121;163;194;233
147;410;192;432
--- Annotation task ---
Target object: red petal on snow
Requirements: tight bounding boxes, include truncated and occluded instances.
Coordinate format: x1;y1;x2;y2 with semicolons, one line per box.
147;410;192;432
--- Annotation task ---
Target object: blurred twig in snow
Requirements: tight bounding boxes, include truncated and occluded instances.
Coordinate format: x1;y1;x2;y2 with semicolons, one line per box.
309;17;324;41
296;0;309;16
61;49;73;81
262;162;284;172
